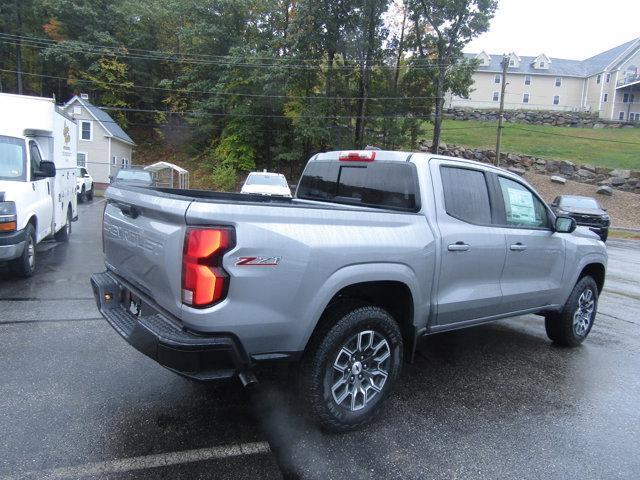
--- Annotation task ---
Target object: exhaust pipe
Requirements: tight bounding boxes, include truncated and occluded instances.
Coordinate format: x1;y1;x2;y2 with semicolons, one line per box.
238;370;258;388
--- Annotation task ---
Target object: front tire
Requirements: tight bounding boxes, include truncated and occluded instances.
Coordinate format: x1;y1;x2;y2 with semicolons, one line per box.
300;303;403;432
10;224;36;278
545;275;598;347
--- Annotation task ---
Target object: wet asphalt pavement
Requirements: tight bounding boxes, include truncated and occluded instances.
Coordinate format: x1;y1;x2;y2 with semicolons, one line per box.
1;199;639;479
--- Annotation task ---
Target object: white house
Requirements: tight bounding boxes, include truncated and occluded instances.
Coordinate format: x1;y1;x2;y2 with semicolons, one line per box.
62;95;135;188
449;37;640;121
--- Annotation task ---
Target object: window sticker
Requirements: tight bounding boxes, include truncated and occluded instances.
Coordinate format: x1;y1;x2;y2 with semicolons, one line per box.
507;187;535;223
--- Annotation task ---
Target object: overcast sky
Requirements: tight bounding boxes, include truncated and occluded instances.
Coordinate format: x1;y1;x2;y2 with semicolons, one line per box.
465;0;640;60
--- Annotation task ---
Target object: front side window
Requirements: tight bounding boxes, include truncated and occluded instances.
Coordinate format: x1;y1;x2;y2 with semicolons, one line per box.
29;141;43;178
81;121;92;140
440;166;491;225
0;135;26;181
498;177;549;229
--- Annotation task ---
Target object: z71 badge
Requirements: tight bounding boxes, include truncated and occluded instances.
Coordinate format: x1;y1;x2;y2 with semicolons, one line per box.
235;256;281;266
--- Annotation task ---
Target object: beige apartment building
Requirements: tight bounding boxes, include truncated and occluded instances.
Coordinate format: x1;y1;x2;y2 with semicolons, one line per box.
448;37;640;122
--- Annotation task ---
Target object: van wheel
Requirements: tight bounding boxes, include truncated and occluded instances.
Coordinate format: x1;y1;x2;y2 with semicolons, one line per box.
545;276;598;347
86;188;93;201
11;224;36;278
54;208;72;242
300;303;403;432
78;186;86;203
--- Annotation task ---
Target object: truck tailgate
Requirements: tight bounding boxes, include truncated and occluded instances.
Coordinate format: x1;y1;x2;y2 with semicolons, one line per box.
103;186;191;318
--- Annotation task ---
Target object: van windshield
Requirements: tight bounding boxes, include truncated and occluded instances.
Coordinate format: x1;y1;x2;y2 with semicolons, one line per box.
0;136;26;181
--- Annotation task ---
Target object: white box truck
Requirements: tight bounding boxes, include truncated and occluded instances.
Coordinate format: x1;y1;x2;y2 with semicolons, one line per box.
0;93;78;277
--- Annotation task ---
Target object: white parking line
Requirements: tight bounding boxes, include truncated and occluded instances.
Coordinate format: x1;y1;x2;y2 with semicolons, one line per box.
2;442;271;480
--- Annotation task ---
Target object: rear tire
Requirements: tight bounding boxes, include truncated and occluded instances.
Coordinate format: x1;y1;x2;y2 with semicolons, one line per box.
10;224;36;278
300;302;403;432
86;187;93;201
54;208;72;242
545;275;598;347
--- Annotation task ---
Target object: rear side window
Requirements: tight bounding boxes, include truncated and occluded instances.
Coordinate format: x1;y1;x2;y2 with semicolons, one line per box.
440;166;491;224
297;161;419;211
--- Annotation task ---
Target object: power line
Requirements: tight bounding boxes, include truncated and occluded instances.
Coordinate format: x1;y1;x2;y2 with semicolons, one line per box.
1;32;468;64
0;68;440;101
507;125;640;146
0;35;452;71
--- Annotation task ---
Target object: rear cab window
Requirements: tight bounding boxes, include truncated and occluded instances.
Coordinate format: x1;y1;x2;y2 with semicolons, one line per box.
297;158;420;212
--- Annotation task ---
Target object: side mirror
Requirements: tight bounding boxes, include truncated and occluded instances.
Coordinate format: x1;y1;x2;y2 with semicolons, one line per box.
555;215;576;234
35;161;56;178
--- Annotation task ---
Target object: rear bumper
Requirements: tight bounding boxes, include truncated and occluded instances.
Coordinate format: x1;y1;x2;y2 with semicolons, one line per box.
0;229;26;261
90;271;251;381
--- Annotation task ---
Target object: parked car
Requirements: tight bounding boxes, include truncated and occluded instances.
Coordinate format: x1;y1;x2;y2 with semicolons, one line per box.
240;171;292;197
76;167;94;202
549;195;610;241
111;168;154;187
0;93;78;277
91;150;607;431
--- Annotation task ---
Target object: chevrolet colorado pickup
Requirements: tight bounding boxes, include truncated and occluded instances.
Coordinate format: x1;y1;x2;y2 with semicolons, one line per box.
91;150;607;431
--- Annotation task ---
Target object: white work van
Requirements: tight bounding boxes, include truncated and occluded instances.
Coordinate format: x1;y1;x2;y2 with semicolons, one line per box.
0;93;78;277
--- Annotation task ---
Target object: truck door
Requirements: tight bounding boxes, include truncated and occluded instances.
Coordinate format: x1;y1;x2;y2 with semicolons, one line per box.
491;174;565;311
28;140;53;241
430;161;507;326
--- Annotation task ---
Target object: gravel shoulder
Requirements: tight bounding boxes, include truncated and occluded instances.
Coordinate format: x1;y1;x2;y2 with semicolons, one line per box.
525;172;640;228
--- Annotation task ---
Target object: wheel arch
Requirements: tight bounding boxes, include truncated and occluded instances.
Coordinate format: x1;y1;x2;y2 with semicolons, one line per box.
578;262;606;294
300;263;423;360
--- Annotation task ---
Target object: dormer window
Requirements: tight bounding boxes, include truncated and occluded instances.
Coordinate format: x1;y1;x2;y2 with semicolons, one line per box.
533;54;551;70
508;52;520;69
476;51;492;67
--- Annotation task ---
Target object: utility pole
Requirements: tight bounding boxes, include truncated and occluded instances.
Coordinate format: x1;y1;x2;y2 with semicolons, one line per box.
495;55;509;166
15;0;23;95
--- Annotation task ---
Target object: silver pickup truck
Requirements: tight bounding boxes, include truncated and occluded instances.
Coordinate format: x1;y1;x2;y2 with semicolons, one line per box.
91;150;607;431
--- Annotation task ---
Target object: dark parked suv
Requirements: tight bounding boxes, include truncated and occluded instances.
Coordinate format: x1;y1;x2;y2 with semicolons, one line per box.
550;195;610;241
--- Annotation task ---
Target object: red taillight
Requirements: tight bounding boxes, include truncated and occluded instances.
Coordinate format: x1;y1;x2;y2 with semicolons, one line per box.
182;227;234;308
339;151;376;162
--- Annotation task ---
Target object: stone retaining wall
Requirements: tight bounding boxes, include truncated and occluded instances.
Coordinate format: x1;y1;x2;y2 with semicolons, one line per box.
444;108;640;129
420;142;640;194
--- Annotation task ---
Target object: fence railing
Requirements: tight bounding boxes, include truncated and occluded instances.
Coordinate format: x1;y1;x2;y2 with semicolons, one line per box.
617;74;640;87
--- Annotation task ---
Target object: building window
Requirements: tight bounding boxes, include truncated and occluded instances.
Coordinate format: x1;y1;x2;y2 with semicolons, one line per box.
630;113;638;121
494;74;501;84
80;121;92;141
619;112;625;121
523;93;530;104
553;95;560;105
73;106;81;115
603;93;608;102
555;77;562;87
77;152;87;167
597;74;601;84
606;73;611;83
509;59;515;67
539;61;545;68
121;157;130;168
623;93;630;103
524;75;532;85
493;92;500;102
111;156;117;166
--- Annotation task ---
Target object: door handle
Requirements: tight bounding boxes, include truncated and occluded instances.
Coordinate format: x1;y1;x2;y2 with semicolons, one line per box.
448;242;470;252
510;242;527;251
